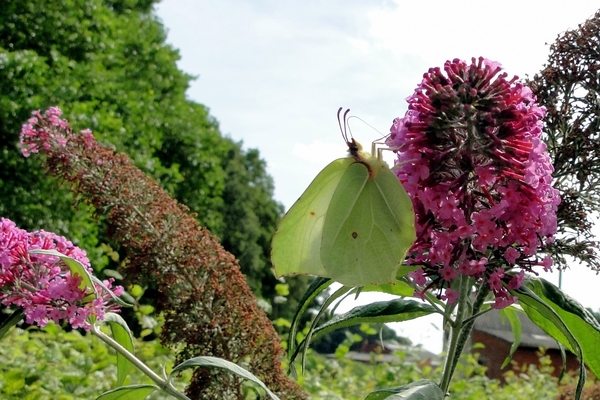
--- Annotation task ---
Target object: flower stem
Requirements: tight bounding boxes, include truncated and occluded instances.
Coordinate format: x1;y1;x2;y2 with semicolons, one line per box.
90;324;191;400
438;280;490;395
438;274;470;394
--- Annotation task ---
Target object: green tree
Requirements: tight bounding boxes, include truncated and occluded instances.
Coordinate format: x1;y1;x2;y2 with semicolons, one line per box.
0;0;303;320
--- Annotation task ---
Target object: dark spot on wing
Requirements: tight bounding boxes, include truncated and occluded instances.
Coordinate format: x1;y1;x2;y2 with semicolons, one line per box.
352;232;358;239
309;211;315;216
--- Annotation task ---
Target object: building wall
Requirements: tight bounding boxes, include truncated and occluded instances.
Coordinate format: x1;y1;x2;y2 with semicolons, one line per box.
472;330;579;381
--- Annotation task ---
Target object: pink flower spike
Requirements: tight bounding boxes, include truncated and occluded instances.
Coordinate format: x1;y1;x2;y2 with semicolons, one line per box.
491;293;518;309
488;269;505;291
504;247;520;265
80;129;95;148
440;265;458;282
389;58;558;306
413;289;427;301
46;106;63;117
0;217;123;330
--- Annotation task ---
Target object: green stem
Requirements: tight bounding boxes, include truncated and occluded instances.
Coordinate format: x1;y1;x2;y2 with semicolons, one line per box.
438;274;470;394
90;325;191;400
445;284;489;388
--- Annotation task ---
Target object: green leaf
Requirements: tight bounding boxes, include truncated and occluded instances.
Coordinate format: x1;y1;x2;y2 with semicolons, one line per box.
299;285;353;372
312;298;435;339
517;277;600;378
275;283;289;296
129;285;144;298
28;249;96;301
91;275;133;307
0;309;24;341
95;384;158;400
118;290;137;306
500;306;522;369
103;312;135;386
294;298;436;364
171;356;280;400
514;277;587;397
360;279;416;298
364;379;444;400
287;277;333;365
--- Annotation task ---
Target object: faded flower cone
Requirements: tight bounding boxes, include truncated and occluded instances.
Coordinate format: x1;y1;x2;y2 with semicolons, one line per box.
20;107;306;399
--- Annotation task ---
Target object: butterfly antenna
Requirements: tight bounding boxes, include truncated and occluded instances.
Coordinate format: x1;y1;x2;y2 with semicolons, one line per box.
337;107;352;144
347;115;386;139
337;107;344;140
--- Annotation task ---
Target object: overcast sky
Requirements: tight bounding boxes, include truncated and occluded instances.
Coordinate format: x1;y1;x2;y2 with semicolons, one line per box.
155;1;600;354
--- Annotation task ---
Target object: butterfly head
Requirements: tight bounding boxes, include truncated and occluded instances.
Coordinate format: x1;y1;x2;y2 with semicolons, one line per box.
346;138;363;159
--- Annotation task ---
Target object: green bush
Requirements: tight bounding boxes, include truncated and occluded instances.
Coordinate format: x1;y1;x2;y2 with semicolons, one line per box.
296;349;563;400
0;323;190;399
0;321;572;399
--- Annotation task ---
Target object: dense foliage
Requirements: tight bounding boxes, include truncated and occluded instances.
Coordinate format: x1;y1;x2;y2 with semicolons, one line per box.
0;324;191;399
1;324;584;400
0;0;307;321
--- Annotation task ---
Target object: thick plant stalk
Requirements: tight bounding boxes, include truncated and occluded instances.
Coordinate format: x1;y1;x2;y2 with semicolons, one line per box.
20;108;306;399
90;325;191;400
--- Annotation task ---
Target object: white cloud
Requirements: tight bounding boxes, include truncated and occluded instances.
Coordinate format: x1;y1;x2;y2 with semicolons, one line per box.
347;37;371;53
292;141;346;165
367;0;600;78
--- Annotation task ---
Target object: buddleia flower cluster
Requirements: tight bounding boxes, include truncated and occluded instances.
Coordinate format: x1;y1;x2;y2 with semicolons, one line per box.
388;57;560;309
0;218;122;330
20;106;95;157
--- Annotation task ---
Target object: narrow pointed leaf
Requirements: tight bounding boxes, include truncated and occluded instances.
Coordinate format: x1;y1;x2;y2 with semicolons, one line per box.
516;276;600;378
91;275;134;307
287;277;332;363
360;279;415;297
365;379;444;400
514;278;585;397
0;309;23;340
28;249;96;301
558;343;568;381
294;299;435;360
300;285;352;372
500;306;522;369
95;384;158;400
104;313;135;386
172;356;280;400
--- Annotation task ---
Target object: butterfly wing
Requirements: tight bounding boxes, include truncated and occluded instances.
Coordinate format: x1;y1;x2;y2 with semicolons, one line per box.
320;160;415;286
272;157;353;278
